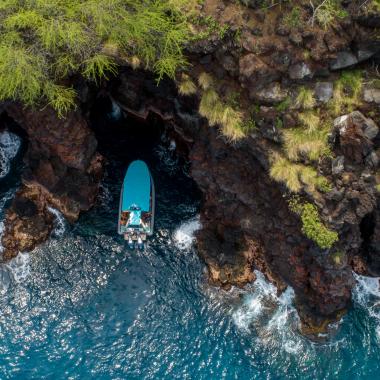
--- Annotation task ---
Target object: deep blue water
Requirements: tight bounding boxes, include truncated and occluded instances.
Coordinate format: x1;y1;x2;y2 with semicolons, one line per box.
0;109;379;379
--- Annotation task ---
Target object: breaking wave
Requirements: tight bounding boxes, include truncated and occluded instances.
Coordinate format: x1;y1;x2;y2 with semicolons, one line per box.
353;273;380;339
231;271;303;355
173;216;201;250
4;253;31;284
0;131;21;179
47;206;66;237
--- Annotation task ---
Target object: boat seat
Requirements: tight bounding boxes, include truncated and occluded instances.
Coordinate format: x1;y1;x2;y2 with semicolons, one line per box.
120;211;130;226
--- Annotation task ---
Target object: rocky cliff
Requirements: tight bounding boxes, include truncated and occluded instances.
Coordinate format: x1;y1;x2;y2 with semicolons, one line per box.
0;0;380;337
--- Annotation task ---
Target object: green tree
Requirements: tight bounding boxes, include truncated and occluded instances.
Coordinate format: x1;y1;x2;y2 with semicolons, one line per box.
0;0;191;116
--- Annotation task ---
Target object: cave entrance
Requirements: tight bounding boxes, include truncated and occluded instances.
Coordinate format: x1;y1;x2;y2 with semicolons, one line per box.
88;95;202;230
90;96;167;164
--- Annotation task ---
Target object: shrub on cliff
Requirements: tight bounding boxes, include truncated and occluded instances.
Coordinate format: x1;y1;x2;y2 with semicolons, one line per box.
289;198;338;249
296;87;316;110
269;153;331;194
330;70;363;115
198;74;246;142
0;0;190;116
178;74;197;96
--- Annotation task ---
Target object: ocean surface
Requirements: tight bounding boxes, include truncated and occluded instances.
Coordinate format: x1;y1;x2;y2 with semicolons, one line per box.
0;105;379;379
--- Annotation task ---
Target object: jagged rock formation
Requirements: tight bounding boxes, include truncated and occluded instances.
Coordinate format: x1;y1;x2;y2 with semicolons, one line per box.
0;105;103;260
0;0;379;337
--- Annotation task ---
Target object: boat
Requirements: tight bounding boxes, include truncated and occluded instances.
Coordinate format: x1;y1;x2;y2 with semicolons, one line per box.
118;160;155;249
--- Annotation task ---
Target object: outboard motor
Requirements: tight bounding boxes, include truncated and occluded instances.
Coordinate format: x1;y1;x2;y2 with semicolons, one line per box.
128;237;134;250
137;236;144;250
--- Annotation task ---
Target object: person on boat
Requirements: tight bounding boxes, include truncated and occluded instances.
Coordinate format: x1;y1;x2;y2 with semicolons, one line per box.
126;204;148;231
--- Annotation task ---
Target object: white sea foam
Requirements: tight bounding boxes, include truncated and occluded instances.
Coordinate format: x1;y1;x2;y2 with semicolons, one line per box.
173;216;201;250
353;273;380;339
0;131;21;178
232;271;303;354
4;253;31;284
47;206;66;237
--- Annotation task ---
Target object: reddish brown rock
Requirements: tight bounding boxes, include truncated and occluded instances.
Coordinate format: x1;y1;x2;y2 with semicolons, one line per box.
1;185;54;261
1;105;104;258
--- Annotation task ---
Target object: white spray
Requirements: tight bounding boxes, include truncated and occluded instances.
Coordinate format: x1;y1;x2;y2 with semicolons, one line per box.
47;206;66;237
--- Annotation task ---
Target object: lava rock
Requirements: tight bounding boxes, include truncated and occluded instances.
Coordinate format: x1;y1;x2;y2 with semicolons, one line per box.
330;51;358;70
250;82;288;104
288;62;313;80
314;82;334;103
355;41;380;62
334;111;378;164
365;151;379;168
13;197;38;218
332;156;345;175
364;88;380;104
289;31;303;46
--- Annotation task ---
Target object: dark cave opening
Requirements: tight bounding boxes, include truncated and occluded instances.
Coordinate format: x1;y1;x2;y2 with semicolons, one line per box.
88;94;202;229
360;212;376;243
359;211;377;270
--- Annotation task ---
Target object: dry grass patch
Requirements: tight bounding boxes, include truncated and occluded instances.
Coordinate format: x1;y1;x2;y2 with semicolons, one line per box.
330;70;363;116
178;74;197;96
298;111;320;132
270;153;331;193
283;127;330;161
296;86;316;109
198;72;213;90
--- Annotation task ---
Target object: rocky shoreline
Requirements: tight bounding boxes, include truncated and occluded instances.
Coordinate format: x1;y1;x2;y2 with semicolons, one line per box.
0;0;379;338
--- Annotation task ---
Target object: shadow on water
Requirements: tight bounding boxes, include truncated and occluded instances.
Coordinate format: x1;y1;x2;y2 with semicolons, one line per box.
86;96;202;237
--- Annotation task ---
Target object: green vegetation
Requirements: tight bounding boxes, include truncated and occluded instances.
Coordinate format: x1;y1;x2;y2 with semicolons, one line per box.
298;110;320;132
198;72;214;91
283;127;330;161
226;91;241;109
242;118;257;134
276;96;291;112
275;117;283;130
199;15;229;39
199;88;245;141
270;107;332;194
289;198;339;249
330;70;363;115
178;74;197;96
313;0;349;29
283;6;303;28
198;73;246;141
296;87;316;109
0;0;192;116
270;153;331;193
331;250;345;265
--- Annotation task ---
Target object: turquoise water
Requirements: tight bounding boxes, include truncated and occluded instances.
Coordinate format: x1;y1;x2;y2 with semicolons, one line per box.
0;110;380;379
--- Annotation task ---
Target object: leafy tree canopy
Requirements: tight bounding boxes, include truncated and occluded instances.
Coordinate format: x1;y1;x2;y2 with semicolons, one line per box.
0;0;191;116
